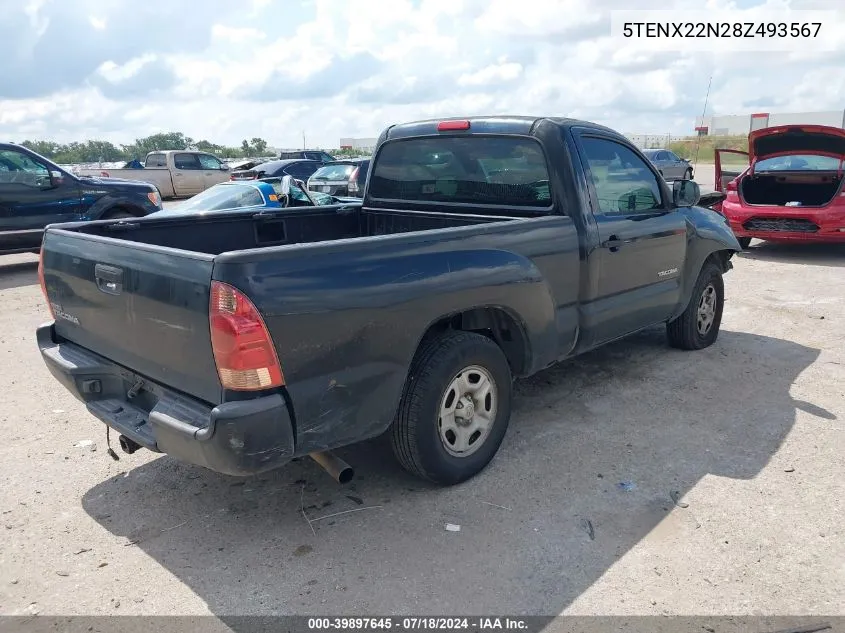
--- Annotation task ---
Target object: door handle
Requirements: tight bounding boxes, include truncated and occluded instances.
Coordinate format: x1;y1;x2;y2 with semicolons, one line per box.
95;263;123;295
602;235;632;253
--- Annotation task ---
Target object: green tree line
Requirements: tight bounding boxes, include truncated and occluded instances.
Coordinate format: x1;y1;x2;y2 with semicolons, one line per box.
18;132;276;164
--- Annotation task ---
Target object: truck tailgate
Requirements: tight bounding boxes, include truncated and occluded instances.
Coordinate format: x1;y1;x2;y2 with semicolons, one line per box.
40;229;222;405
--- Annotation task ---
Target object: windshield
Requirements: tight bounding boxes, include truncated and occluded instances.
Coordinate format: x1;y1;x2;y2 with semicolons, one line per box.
368;136;552;208
311;164;355;180
170;184;265;212
755;154;843;171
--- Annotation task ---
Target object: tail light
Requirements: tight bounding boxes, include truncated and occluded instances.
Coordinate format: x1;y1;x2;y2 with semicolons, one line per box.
348;166;360;193
209;281;284;391
38;245;56;319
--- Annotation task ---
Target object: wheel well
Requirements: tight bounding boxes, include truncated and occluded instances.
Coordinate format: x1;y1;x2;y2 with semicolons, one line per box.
418;307;530;376
706;249;735;274
102;205;142;219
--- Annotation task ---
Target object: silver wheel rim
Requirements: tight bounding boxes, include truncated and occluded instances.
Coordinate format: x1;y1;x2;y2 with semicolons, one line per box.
697;283;717;335
438;365;498;458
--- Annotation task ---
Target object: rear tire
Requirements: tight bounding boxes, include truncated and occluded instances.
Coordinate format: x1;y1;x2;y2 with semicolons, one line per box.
666;262;725;351
390;331;513;485
737;237;752;249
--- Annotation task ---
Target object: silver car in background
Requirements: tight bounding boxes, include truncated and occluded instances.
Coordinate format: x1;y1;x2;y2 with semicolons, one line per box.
641;149;694;181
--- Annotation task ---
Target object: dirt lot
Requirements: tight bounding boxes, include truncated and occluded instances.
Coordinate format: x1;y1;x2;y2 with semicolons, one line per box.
1;238;843;619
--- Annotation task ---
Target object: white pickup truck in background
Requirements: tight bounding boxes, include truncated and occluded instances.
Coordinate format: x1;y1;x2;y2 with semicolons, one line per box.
74;150;233;199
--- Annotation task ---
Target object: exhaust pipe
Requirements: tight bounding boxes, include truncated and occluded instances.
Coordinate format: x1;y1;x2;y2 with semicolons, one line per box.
118;434;141;455
309;450;354;484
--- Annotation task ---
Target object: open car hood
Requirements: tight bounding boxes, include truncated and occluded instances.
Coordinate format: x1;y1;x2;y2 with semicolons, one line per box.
749;125;845;161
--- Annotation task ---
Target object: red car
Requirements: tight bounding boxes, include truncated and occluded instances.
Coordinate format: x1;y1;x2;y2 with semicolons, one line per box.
715;124;845;248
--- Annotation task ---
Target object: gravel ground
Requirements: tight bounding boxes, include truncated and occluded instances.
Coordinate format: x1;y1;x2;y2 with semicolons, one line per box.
0;236;843;619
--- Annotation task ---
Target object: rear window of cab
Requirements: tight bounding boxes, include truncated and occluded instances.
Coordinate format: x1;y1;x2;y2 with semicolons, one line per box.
368;136;552;208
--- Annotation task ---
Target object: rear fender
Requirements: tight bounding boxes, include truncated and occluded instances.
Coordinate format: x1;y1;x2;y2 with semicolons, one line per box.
253;247;559;455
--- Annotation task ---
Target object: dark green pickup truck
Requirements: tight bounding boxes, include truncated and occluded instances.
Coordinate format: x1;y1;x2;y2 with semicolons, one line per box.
36;115;739;487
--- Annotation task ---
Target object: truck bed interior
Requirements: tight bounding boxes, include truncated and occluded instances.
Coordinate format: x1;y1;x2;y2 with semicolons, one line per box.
740;172;843;207
71;206;521;255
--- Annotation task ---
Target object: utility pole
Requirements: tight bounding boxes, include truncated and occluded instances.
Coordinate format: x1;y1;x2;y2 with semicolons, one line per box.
302;131;306;149
693;74;712;168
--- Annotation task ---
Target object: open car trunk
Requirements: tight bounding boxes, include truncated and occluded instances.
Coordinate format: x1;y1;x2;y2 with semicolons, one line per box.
740;172;843;208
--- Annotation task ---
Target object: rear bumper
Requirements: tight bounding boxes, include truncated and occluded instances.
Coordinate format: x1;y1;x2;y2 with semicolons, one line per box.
37;322;295;476
723;200;845;243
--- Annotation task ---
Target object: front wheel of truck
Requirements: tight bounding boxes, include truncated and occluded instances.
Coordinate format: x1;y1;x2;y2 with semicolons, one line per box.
390;331;513;485
666;262;725;350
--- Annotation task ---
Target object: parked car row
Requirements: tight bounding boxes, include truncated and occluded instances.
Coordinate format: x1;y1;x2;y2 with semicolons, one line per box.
151;176;361;218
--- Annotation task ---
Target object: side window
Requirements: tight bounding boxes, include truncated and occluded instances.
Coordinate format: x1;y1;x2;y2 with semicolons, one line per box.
174;153;201;170
320;153;336;163
285;162;317;179
198;154;222;170
146;153;166;167
655;151;667;161
580;137;664;215
666;151;680;162
0;149;50;187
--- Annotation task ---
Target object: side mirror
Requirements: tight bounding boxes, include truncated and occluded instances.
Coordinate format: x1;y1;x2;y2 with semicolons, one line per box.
46;170;64;188
672;179;701;207
220;163;230;171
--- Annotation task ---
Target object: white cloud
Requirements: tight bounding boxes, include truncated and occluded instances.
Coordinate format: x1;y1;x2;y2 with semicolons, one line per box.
211;24;266;44
1;0;844;148
457;62;523;87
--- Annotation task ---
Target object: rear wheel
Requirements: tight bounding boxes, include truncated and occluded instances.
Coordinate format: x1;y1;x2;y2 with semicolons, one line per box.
666;262;725;350
737;237;752;249
390;331;512;485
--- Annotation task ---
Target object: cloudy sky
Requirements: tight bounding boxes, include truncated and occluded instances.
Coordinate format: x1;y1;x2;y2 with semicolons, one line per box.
1;0;843;149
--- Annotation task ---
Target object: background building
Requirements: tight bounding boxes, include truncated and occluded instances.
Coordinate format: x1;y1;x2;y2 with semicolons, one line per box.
694;110;845;136
340;137;378;151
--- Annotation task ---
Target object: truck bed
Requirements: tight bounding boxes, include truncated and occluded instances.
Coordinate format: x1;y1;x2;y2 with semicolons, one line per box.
73;204;520;255
41;204;533;410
